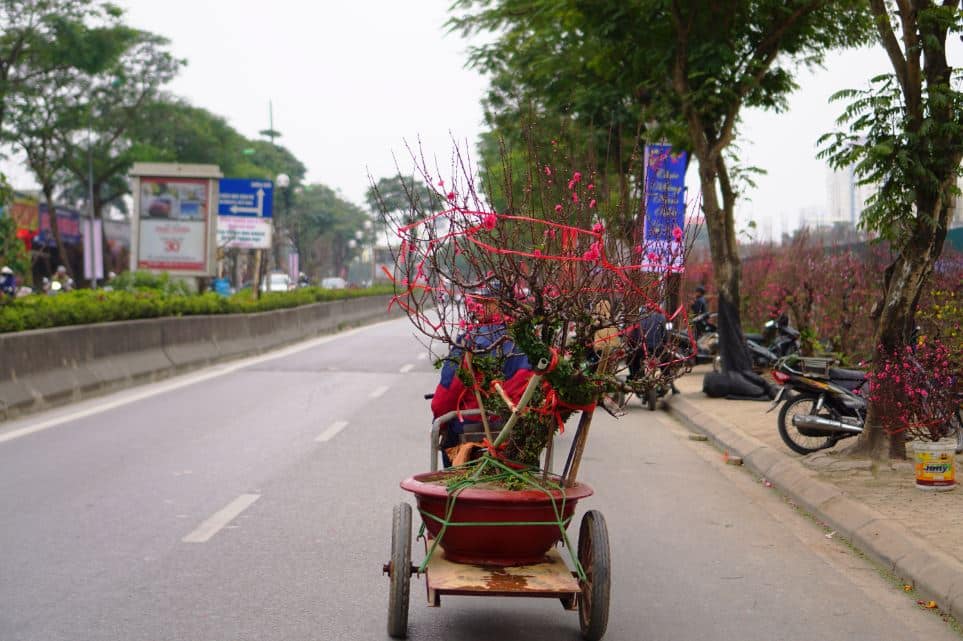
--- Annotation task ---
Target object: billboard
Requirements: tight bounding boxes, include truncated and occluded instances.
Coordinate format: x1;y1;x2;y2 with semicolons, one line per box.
129;163;221;276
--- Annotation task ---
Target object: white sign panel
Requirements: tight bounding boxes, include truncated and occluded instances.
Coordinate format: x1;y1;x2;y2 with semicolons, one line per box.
217;215;273;249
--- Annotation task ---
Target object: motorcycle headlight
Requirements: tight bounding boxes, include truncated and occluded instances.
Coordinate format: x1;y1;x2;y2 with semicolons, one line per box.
665;322;674;331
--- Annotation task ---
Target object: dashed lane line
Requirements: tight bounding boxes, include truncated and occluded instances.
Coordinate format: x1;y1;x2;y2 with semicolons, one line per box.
182;493;261;543
315;420;349;442
369;385;390;399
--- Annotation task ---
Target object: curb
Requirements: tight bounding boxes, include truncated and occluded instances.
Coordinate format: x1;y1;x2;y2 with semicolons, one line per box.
663;393;963;620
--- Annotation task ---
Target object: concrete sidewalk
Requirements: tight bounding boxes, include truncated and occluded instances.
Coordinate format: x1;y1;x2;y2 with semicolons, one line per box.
662;366;963;621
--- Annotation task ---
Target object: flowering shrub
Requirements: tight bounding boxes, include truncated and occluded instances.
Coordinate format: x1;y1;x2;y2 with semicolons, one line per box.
377;139;695;468
865;339;959;441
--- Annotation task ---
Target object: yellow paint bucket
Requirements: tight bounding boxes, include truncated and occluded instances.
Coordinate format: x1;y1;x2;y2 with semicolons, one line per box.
913;441;957;491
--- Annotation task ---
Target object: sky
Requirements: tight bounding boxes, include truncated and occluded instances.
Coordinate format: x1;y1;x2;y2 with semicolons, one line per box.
2;1;945;239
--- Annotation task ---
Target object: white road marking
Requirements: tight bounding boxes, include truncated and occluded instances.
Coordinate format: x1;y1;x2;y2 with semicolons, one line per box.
399;364;414;373
182;493;260;543
369;385;389;399
0;321;392;446
315;420;349;442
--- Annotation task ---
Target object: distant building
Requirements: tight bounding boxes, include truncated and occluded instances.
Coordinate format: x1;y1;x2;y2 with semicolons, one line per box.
826;166;874;228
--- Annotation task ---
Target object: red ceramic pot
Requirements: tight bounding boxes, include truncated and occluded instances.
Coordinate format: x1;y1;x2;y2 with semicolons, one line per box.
400;471;594;566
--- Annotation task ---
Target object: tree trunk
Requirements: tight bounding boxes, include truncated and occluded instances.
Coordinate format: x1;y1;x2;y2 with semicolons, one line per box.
853;191;950;460
696;152;771;399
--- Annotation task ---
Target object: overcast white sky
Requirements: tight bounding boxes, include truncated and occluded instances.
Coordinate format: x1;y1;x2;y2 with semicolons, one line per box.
4;1;944;240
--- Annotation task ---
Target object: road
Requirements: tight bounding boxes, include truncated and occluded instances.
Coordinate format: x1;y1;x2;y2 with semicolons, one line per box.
0;317;958;641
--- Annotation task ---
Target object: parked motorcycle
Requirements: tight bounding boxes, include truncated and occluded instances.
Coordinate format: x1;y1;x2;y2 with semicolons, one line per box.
689;312;718;365
714;314;801;373
767;355;963;455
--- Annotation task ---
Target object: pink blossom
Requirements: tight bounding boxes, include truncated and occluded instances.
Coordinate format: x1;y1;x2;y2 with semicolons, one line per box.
544;228;556;239
572;171;582;183
554;204;563;213
648;252;659;263
544;166;552;176
634;245;643;254
533;249;542;258
437;179;445;187
482;213;497;230
672;226;683;241
447;191;456;201
568;180;576;191
587;183;594;191
592;222;605;234
589;199;597;209
572;192;579;203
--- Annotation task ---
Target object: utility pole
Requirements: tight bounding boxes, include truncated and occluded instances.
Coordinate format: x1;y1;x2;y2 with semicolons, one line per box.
253;100;283;299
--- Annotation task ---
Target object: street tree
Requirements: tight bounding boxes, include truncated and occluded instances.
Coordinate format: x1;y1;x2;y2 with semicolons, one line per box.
294;183;370;279
450;0;871;397
820;0;963;460
57;30;182;225
4;68;76;272
0;0;133;132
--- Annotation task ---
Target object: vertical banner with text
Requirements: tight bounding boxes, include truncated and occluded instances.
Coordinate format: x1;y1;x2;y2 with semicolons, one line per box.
642;143;688;272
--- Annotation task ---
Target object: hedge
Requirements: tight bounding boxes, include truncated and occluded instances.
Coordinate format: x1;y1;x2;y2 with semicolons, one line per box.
0;284;397;333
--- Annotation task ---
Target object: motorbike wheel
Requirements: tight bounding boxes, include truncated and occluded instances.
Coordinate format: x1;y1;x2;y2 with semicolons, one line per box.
777;395;838;455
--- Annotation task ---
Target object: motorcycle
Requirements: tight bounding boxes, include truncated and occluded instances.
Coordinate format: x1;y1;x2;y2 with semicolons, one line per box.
714;314;801;373
689;312;718;365
767;355;963;455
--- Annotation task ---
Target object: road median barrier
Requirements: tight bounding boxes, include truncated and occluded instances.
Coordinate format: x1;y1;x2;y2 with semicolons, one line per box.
0;294;402;421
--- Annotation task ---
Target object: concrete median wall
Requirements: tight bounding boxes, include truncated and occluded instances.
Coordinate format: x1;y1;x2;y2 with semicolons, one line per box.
0;294;402;421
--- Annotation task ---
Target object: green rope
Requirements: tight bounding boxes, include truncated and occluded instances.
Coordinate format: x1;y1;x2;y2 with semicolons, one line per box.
417;454;587;581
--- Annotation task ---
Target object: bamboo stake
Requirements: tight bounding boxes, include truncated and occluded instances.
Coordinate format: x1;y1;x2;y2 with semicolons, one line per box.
464;352;493;442
563;409;594;486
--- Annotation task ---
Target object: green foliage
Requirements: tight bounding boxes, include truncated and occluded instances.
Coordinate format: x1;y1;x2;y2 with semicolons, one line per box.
56;29;184;216
110;270;192;295
0;213;28;276
0;284;396;333
819;67;963;246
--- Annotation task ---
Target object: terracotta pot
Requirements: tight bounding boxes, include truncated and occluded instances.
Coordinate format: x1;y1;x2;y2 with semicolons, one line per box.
401;471;593;566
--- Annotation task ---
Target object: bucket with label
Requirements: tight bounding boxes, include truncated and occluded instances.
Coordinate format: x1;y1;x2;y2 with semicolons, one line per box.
913;440;957;491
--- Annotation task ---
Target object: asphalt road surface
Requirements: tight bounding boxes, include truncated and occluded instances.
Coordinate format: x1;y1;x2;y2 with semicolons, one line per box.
0;317;959;641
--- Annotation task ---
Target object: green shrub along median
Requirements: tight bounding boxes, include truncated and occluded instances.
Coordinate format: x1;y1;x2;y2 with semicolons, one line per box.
0;284;397;333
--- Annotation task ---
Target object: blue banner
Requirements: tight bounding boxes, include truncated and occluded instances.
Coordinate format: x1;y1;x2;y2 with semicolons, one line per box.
642;144;687;271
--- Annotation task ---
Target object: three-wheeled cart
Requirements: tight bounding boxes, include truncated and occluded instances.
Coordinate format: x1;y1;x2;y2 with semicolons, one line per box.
383;397;611;640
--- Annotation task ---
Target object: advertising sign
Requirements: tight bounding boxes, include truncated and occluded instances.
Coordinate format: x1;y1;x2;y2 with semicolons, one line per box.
10;196;39;231
137;176;210;272
641;144;687;272
216;215;273;249
38;204;82;246
129;163;221;276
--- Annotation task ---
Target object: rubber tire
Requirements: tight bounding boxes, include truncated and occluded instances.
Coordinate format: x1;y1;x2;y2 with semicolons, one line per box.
777;395;836;455
387;503;412;639
578;510;611;641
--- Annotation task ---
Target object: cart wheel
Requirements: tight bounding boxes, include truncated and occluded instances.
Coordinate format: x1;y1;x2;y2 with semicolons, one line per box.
646;388;658;412
578;510;611;641
387;503;412;639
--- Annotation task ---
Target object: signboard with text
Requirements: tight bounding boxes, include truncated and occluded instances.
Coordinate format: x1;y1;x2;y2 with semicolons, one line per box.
129;163;222;277
641;143;687;272
216;178;274;249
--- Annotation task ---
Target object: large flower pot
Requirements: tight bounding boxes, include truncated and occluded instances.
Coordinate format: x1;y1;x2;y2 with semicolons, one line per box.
400;471;594;566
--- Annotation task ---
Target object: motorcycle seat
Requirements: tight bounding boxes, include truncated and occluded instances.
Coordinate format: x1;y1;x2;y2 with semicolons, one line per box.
829;367;866;381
